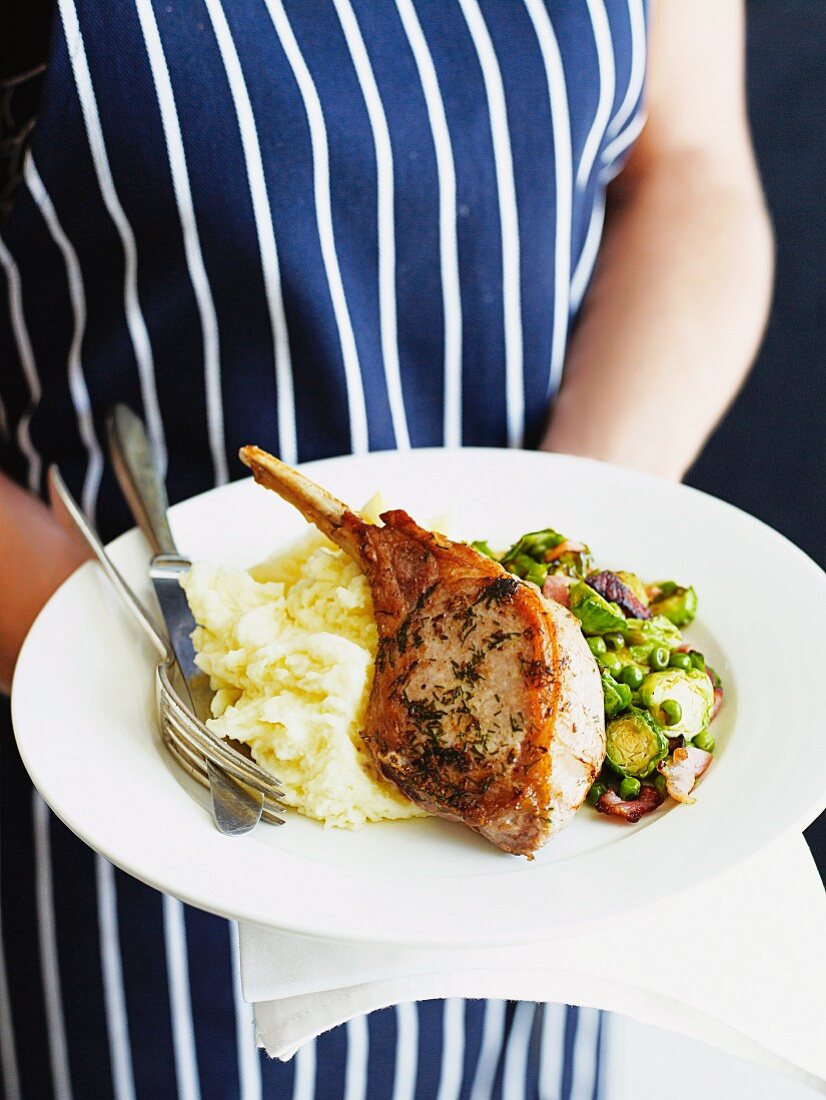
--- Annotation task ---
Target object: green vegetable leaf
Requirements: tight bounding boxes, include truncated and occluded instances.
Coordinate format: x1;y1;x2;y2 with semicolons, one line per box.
601;669;633;718
570;581;627;635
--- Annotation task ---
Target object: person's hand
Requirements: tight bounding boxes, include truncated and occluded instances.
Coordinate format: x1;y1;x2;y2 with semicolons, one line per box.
0;471;91;693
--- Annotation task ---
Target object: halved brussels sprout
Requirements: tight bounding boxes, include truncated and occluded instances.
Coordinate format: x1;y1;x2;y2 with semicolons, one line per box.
622;614;683;650
506;553;548;588
639;667;714;738
649;583;698;628
546;543;593;579
569;581;626;635
501;528;565;566
601;669;632;718
605;707;669;779
615;571;649;608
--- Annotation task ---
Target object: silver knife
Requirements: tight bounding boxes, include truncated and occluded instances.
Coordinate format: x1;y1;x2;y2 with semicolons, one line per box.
106;404;264;835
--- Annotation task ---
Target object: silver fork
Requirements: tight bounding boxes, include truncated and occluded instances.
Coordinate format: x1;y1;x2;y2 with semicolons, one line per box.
49;466;285;826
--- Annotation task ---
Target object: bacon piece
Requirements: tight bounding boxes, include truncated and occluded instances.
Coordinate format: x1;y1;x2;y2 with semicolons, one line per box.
595;785;664;823
541;573;572;608
586;570;651;620
657;746;712;804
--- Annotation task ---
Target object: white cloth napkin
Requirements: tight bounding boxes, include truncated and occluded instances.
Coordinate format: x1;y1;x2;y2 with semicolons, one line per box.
240;834;826;1092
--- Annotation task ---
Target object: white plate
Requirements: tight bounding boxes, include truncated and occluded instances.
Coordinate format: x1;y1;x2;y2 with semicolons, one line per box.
12;449;826;947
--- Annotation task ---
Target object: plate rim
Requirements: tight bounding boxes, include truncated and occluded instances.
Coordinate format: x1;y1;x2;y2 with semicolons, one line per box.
12;447;826;946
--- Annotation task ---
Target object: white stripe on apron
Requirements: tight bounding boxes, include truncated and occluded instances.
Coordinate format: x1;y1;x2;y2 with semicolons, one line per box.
333;0;411;451
263;0;369;456
524;0;574;397
457;0;524;449
135;0;228;486
95;857;137;1100
394;0;463;450
0;236;42;494
57;0;167;479
579;0;616;189
33;793;73;1100
203;0;299;467
24;156;104;523
435;997;465;1100
162;895;202;1100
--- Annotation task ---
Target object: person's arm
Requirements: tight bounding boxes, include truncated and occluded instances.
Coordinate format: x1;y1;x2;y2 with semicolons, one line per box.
543;0;773;480
0;471;90;693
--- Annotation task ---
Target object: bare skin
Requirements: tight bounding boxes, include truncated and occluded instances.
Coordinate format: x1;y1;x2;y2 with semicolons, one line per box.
0;475;90;692
542;1;773;477
0;1;773;694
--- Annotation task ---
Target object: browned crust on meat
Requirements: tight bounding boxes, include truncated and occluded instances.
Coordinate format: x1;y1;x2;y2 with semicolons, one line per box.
361;519;558;855
239;446;605;856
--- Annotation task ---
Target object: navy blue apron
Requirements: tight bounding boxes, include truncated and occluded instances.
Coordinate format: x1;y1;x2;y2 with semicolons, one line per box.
0;1;647;1095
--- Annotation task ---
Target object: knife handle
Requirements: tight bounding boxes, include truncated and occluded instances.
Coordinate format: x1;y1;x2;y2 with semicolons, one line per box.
107;404;178;556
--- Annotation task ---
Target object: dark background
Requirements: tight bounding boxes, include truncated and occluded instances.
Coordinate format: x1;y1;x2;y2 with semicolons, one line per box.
690;1;826;880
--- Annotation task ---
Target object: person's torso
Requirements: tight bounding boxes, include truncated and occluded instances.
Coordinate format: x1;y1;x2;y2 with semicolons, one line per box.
0;0;647;538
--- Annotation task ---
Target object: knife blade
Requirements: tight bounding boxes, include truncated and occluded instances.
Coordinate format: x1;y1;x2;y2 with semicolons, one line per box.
107;404;264;834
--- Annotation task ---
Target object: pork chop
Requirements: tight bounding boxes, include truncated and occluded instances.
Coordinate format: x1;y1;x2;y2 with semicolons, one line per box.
239;446;605;856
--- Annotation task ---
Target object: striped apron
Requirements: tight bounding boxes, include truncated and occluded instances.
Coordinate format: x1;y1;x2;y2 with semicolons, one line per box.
0;1;647;1096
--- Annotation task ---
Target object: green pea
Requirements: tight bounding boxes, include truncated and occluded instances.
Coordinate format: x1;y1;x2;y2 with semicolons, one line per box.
605;632;626;651
661;699;683;726
586;781;607;806
649;645;670;671
693;730;716;753
588;636;608;657
598;652;622;674
618;664;644;690
653;773;668;797
668;652;692;671
619;776;641;800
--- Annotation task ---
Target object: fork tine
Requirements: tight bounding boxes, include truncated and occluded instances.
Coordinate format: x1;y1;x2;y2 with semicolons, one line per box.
160;726;285;824
157;666;285;798
163;707;284;796
161;698;283;796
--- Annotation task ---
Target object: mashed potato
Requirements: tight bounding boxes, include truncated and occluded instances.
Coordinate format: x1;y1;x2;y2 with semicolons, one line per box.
180;528;426;828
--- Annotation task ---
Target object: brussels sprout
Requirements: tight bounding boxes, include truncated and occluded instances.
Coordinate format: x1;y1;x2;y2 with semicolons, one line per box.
605;707;669;779
502;528;565;567
547;544;593;579
639;667;714;738
601;669;633;718
470;540;499;561
570;581;626;635
622;615;683;650
615;571;649;608
505;553;549;587
649;583;698;628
